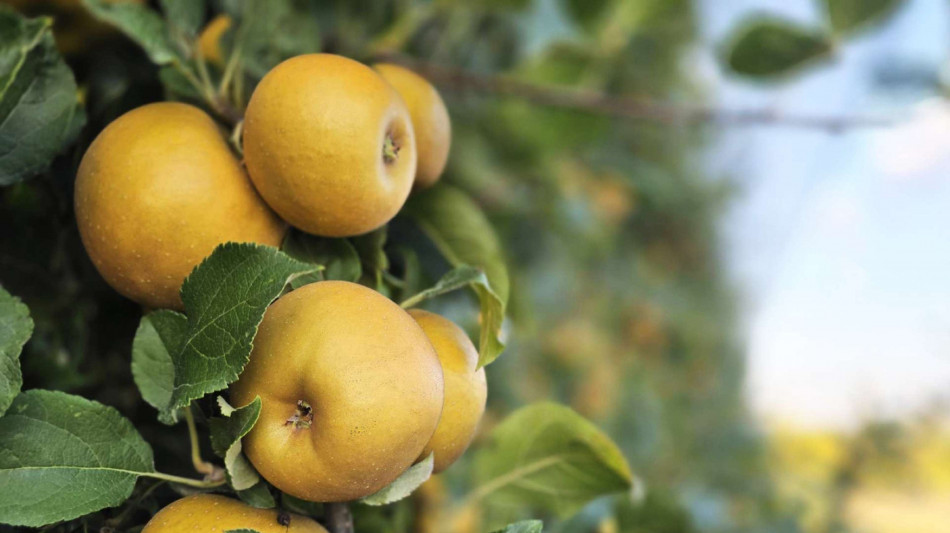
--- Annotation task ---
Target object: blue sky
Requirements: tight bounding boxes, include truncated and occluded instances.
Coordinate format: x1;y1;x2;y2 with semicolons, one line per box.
698;0;950;428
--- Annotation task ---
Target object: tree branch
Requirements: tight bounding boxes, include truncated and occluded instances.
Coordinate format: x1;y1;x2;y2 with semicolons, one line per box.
325;502;354;533
376;54;895;133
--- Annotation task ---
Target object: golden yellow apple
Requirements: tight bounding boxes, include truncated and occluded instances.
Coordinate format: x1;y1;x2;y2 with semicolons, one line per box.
243;54;417;237
374;63;451;189
409;309;486;473
230;281;444;501
74;102;286;310
141;494;326;533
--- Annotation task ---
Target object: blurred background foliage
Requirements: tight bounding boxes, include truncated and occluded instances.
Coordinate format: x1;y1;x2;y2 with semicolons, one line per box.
2;0;947;532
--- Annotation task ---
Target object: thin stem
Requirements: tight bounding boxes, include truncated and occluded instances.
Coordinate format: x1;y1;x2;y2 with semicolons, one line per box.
195;47;214;97
175;61;215;104
399;292;425;310
173;61;243;126
325;502;354;533
219;40;244;100
184;406;215;476
230;120;245;157
141;471;227;489
382;270;407;290
374;54;896;132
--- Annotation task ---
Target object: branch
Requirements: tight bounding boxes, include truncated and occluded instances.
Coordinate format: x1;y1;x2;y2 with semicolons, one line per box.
377;54;895;133
325;502;354;533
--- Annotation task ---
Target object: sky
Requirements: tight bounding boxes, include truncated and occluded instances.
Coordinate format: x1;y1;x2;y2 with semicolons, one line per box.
697;0;950;428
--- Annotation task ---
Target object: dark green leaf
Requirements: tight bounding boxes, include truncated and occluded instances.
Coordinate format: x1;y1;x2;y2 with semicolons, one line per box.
280;494;323;517
131;309;187;424
723;17;833;79
492;520;544;533
166;243;316;410
390;246;423;304
161;0;206;38
236;483;276;509
281;230;358;286
0;286;31;417
224;0;322;79
210;396;263;491
158;65;204;103
361;454;434;506
474;403;633;521
130;244;315;416
404;185;509;367
560;0;610;33
352;226;390;292
0;8;85;185
824;0;907;36
209;396;260;457
82;0;178;64
0;390;154;527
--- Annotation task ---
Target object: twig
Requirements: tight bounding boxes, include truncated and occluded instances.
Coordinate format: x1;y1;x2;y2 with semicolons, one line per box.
325;502;354;533
376;54;896;132
184;406;216;476
141;471;226;489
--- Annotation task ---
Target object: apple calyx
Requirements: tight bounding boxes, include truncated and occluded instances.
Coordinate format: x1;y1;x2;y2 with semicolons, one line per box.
285;400;313;429
383;132;400;164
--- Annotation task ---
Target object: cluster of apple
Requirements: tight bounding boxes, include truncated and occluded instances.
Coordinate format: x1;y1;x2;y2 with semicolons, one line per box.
74;54;487;510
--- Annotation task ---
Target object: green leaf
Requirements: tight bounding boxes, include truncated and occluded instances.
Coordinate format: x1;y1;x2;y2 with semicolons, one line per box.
208;395;260;458
158;65;203;102
236;483;276;509
824;0;907;36
166;243;316;410
0;390;155;527
160;0;205;38
82;0;178;64
209;396;263;491
0;8;85;185
0;286;31;417
560;0;611;33
400;264;493;309
473;403;633;521
222;0;322;79
281;230;357;286
131;309;187;424
226;530;262;533
492;520;544;533
404;185;509;367
723;17;833;79
389;246;424;304
361;454;434;506
281;494;324;517
352;226;390;292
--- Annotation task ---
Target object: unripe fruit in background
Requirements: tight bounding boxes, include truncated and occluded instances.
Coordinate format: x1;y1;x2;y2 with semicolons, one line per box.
374;64;451;189
243;54;417;237
409;309;487;473
230;281;444;501
141;494;327;533
74;102;286;310
197;14;231;66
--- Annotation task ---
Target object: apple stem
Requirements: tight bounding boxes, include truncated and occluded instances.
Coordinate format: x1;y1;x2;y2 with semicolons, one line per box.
184;406;218;476
383;133;400;164
325;502;354;533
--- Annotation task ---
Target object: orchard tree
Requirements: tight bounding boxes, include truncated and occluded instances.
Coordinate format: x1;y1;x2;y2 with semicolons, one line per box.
0;0;910;532
0;1;633;532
